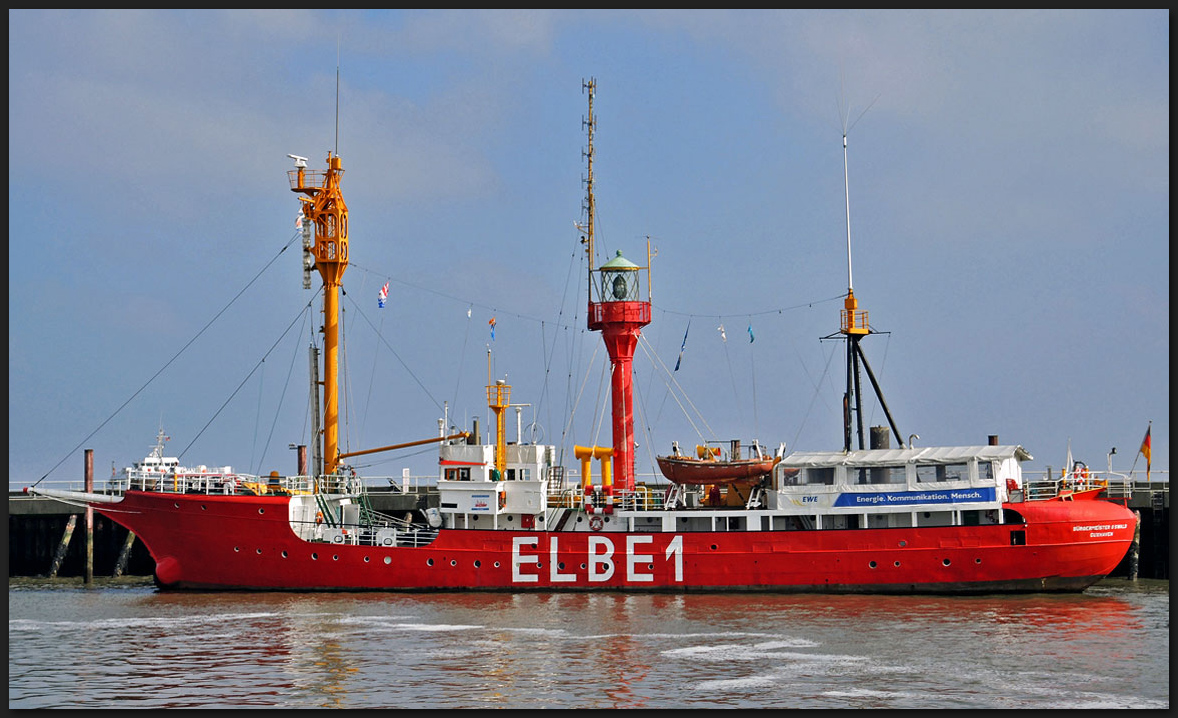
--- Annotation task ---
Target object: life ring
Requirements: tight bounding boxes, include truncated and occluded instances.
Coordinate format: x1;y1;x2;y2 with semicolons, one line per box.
315;511;324;525
589;515;604;531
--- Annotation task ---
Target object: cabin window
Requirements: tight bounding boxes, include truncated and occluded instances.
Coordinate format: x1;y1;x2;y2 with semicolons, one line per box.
915;465;940;483
444;467;471;481
772;515;815;530
916;510;954;527
942;463;968;481
868;465;907;484
825;514;859;530
518;468;531;482
977;461;994;481
801;467;835;485
915;463;968;483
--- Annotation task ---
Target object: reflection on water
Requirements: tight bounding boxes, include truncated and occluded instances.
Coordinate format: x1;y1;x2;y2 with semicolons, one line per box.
8;579;1168;709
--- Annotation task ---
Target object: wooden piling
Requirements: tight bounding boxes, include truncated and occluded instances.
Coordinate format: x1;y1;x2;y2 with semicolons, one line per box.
113;531;137;577
47;514;77;578
85;448;94;584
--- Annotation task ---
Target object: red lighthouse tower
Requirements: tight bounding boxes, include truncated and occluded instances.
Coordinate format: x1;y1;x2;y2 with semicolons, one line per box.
588;250;652;493
578;78;652;494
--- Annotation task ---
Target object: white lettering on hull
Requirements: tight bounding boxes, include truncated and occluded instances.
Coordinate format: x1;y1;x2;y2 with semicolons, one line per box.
511;534;685;585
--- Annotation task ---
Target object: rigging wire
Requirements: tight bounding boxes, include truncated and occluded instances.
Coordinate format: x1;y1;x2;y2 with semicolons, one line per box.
250;358;265;472
34;231;305;485
749;315;759;440
178;296;316;461
718;319;745;432
343;289;445;415
450;305;474;424
253;308;311;475
637;334;714;442
362;276;389;448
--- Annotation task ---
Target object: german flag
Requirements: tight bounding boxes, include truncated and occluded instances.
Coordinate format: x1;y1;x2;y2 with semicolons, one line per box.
1139;424;1152;480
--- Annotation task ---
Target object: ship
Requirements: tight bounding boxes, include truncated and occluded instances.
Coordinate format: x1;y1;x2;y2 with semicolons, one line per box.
28;80;1137;593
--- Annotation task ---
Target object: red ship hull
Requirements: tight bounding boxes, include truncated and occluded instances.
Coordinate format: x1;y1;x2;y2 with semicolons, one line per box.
98;491;1136;593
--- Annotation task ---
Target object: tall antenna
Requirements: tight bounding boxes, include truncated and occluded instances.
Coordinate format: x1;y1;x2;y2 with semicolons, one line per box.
335;40;340;156
834;127;904;452
579;77;597;301
843;132;853;292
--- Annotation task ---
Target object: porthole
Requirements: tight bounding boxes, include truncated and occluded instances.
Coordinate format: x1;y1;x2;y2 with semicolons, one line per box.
258;508;265;515
256;548;262;555
312;553;319;560
333;555;340;561
942;558;951;566
975;558;981;564
558;562;565;570
474;561;481;568
869;561;877;569
384;556;392;565
710;545;718;551
494;561;501;568
580;563;587;570
364;556;371;563
894;561;901;567
450;559;457;567
898;540;907;547
281;551;288;558
427;558;434;567
201;505;207;511
173;502;180;509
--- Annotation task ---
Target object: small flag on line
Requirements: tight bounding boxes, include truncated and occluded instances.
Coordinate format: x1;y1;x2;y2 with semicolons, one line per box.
378;282;389;308
674;322;690;371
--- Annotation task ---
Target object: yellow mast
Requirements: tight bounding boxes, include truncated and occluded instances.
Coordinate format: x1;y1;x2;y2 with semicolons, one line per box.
289;153;349;475
486;349;511;479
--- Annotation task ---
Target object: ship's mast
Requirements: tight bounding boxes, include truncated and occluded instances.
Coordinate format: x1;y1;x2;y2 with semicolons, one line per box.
580;79;652;495
838;132;903;451
581;77;598;300
289;153;349;475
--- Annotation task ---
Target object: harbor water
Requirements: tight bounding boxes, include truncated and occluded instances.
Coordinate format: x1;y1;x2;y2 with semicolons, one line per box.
8;578;1168;709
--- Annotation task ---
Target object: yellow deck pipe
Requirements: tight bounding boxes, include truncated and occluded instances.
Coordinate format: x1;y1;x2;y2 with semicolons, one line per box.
574;445;613;496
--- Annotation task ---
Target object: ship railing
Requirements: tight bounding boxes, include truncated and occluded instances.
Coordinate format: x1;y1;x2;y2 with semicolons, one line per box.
615;485;665;511
298;519;439;548
547;486;583;509
1022;470;1136;502
109;472;263;495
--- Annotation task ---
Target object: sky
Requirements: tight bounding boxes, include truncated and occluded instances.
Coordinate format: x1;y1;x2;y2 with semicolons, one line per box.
9;9;1169;489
